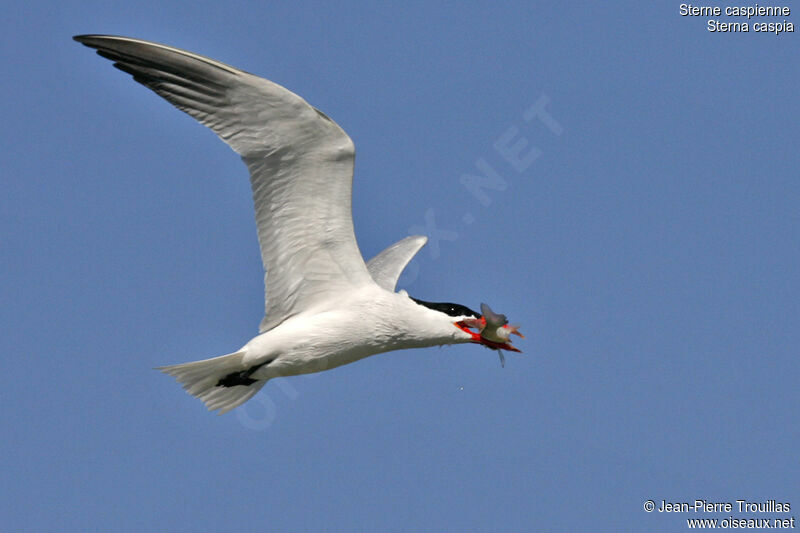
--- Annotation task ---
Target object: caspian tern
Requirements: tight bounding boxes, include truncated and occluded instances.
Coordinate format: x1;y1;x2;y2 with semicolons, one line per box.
74;35;523;414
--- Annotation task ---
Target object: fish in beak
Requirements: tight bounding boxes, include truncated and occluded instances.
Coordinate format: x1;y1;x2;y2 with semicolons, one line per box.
455;303;524;366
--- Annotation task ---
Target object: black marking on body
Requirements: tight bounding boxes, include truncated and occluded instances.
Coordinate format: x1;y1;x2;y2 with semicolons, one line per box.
216;360;271;388
411;298;480;319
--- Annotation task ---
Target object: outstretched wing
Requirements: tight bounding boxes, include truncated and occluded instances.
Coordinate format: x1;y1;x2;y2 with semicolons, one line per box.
75;35;375;332
366;235;427;291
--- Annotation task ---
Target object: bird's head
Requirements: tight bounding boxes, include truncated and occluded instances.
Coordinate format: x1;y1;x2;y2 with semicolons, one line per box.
411;298;523;354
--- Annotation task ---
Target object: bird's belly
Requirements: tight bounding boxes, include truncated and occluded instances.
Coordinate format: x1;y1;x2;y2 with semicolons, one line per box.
251;336;387;379
243;294;440;380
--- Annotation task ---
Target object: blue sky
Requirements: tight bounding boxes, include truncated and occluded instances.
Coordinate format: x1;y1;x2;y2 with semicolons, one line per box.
3;1;798;531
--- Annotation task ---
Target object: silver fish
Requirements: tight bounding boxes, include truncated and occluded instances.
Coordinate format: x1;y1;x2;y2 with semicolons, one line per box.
479;303;523;366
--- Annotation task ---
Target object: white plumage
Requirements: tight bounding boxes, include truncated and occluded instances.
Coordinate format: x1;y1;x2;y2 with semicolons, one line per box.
75;35;520;414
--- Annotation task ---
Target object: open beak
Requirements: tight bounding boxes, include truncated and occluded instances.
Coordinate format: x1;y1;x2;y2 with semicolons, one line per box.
455;319;523;353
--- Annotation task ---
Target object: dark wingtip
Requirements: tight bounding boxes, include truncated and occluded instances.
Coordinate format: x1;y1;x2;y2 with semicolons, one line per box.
73;34;117;47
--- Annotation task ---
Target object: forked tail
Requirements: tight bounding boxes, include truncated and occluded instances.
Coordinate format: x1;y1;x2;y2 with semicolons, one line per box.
157;351;267;414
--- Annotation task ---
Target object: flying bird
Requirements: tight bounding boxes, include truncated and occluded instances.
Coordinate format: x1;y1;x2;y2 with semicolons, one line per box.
74;35;523;414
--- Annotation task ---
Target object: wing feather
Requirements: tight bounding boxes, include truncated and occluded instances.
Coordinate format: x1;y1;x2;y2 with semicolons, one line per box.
366;236;427;291
75;35;374;331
